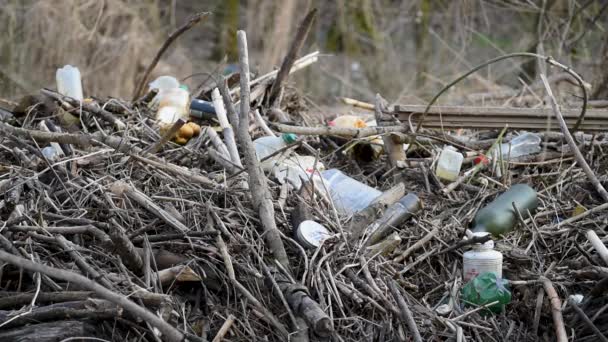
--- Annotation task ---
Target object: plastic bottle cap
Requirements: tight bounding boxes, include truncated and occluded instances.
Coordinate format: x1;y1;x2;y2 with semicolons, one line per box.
282;133;297;144
471;231;494;249
297;220;330;248
179;84;189;91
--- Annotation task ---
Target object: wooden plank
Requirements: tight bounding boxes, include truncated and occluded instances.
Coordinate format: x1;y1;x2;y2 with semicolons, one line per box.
394;105;608;119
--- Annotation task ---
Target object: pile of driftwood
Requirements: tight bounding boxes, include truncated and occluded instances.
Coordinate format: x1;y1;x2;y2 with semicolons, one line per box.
2;10;608;342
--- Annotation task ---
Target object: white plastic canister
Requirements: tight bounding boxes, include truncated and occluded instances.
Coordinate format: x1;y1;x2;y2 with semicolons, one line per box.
463;232;502;282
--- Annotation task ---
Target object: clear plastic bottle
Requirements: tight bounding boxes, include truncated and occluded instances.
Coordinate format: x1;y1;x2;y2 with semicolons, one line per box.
436;146;464;181
148;75;180;108
156;86;190;126
321;169;382;215
56;65;84;101
463;232;503;282
499;132;541;159
253;133;297;165
272;155;325;190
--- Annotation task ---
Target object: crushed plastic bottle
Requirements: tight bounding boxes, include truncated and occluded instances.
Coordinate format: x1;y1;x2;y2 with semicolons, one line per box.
463;232;503;282
499;132;541;159
321;169;382;215
56;65;84;101
436;146;464;181
461;272;511;314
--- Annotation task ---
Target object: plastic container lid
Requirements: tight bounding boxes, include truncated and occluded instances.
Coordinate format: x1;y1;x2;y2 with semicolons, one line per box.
281;133;297;144
471;231;494;249
296;220;330;248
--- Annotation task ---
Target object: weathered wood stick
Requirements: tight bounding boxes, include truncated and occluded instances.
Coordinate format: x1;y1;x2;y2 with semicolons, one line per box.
568;298;608;342
0;121;218;187
375;94;405;168
41;89;126;130
388;280;423;342
586;230;608;267
393;226;440;263
236;30;290;269
132;12;208;100
275;122;407;138
541;74;608;201
0;250;184;342
212;314;236;342
540;276;567;342
268;8;317;107
109;181;189;233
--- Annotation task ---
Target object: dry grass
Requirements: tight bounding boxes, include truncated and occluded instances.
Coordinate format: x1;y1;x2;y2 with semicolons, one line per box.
1;1;606;106
0;0;171;99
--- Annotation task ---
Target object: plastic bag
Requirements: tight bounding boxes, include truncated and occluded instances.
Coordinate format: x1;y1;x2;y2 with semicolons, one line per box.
461;272;511;314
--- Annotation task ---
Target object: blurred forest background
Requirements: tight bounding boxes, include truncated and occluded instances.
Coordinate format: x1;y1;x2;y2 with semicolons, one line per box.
1;0;607;106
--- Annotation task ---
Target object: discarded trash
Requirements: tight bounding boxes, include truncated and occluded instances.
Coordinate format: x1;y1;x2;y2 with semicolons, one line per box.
273;155;325;190
436;146;464;181
461;272;511;314
499;132;541;158
365;193;421;245
156;86;190;130
295;220;331;248
568;294;584;305
463;232;502;282
471;184;538;236
254;133;298;165
328;115;367;129
41;146;59;161
175;122;201;145
56;65;84;101
190;99;217;119
352;136;384;163
149;75;180;91
366;232;401;256
321;169;382;215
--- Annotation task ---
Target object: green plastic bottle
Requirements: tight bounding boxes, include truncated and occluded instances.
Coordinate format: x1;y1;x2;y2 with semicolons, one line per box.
461;272;511;314
472;184;538;237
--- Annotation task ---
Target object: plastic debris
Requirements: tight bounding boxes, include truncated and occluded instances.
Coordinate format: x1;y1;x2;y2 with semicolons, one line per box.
56;65;84;101
471;184;538;236
461;272;511;314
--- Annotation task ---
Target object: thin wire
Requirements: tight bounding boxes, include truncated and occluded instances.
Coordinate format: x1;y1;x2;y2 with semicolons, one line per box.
415;52;588;132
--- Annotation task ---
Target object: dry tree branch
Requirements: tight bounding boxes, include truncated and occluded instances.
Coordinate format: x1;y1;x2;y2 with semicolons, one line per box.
268;8;317;108
235;30;290;269
540;276;567;342
0;250;184;342
132;12;209;100
540;74;608;201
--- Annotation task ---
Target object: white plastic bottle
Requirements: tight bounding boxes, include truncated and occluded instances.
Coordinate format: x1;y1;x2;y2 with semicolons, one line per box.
156;86;190;126
56;65;84;101
463;232;503;282
321;169;382;215
436;146;464;181
499;132;541;159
